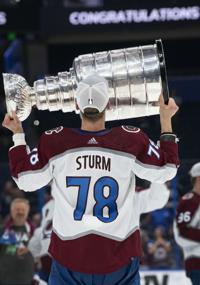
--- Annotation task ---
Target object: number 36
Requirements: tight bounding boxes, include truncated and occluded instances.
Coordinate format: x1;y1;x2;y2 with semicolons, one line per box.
177;211;191;223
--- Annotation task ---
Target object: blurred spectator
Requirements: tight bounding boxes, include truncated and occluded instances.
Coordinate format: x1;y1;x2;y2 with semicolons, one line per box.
0;180;24;219
147;226;172;269
174;162;200;285
0;198;35;285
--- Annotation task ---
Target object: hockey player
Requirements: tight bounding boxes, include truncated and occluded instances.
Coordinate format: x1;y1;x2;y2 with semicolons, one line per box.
2;73;179;285
174;162;200;285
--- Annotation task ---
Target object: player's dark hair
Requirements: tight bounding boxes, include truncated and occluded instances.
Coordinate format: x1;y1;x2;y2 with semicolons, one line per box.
81;107;105;121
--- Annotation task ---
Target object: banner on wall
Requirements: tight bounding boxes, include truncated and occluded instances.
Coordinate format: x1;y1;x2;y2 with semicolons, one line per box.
68;6;200;26
140;270;192;285
41;4;200;36
0;3;200;39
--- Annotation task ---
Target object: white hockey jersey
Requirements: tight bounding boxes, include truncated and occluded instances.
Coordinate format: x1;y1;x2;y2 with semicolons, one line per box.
9;126;179;273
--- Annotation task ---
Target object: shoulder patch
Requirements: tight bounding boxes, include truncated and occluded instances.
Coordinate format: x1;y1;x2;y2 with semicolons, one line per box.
45;126;64;135
182;192;194;200
122;125;140;133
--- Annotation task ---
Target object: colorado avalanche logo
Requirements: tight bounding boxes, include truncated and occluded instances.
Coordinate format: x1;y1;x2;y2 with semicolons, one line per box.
30;148;39;165
45;126;64;135
122;125;140;133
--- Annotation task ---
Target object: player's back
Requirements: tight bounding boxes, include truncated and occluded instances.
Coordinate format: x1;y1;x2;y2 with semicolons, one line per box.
39;125;176;274
9;125;178;274
47;126;142;240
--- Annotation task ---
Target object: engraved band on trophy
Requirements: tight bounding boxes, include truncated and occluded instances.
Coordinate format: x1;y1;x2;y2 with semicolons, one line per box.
3;39;169;122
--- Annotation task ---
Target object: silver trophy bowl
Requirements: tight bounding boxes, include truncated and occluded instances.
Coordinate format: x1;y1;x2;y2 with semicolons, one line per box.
3;39;169;122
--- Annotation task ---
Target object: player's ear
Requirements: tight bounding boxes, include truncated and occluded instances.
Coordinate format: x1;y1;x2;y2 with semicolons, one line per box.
75;101;80;114
197;176;200;183
106;100;110;110
75;101;79;111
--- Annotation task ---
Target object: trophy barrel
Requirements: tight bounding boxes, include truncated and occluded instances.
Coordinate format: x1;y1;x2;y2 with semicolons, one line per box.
58;70;76;113
73;39;166;121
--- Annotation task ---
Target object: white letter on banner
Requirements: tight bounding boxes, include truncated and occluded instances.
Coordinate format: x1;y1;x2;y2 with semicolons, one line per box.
132;9;142;23
125;10;133;23
79;12;90;25
190;6;200;20
108;11;118;24
69;12;79;25
117;11;126;23
0;12;6;25
159;8;167;21
99;11;109;24
148;9;160;22
138;9;149;22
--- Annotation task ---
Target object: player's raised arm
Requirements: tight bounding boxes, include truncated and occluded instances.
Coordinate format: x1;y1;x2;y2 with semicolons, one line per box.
159;94;179;133
132;95;179;183
2;112;53;191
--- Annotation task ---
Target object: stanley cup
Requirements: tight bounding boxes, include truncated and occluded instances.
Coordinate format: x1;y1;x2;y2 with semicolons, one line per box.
3;39;169;122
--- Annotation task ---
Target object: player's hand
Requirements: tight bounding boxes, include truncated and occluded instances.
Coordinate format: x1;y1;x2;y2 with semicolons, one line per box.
2;111;24;134
159;95;179;120
159;95;179;133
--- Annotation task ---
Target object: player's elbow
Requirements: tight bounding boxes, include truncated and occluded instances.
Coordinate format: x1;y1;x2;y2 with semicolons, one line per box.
150;185;170;209
154;167;177;183
13;176;40;192
166;166;178;181
157;195;169;209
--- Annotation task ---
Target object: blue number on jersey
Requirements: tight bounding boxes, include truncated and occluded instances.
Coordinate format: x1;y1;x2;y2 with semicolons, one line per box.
66;177;91;220
66;176;119;223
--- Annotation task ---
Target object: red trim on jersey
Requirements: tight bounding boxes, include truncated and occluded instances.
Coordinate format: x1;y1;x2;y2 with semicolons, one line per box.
185;258;200;272
49;230;141;274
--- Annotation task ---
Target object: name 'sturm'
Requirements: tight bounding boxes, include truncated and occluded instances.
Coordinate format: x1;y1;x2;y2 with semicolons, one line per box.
76;155;111;171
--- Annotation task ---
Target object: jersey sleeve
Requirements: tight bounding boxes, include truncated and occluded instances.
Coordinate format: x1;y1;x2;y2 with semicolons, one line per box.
132;130;179;183
175;197;200;242
9;133;52;192
138;183;170;214
173;220;200;248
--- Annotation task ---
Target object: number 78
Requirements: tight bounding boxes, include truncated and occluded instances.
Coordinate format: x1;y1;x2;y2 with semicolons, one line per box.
66;176;119;223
